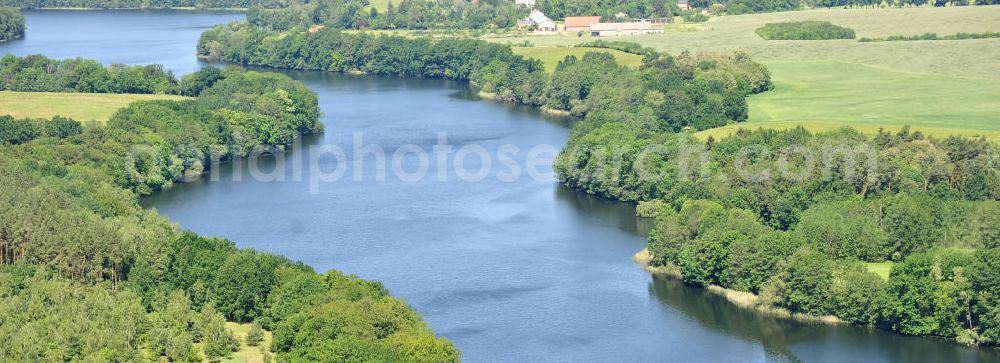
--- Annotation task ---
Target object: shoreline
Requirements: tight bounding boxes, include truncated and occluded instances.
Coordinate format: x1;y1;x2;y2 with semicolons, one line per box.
540;107;572;116
632;248;844;325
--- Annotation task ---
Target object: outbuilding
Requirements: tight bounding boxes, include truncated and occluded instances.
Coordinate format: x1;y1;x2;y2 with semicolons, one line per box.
590;22;664;36
519;10;556;32
565;16;602;32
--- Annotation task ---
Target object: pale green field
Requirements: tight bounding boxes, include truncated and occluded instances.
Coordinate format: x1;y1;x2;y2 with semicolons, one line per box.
696;60;1000;141
367;0;392;11
0;91;187;123
512;46;645;72
490;6;1000;141
217;322;274;363
866;262;894;281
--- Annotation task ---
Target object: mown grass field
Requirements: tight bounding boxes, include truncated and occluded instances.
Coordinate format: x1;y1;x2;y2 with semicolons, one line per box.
866;262;894;281
490;6;1000;140
696;60;1000;141
216;322;274;363
512;46;644;72
0;91;187;122
366;0;392;11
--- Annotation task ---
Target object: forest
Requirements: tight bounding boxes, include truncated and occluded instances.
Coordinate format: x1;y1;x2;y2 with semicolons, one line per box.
0;0;285;9
0;6;23;41
0;62;458;361
558;118;1000;344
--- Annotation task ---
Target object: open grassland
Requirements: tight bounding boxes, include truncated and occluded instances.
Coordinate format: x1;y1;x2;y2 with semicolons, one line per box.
696;60;1000;142
866;262;894;281
366;0;392;11
512;46;644;72
490;6;1000;140
0;91;187;122
217;322;274;363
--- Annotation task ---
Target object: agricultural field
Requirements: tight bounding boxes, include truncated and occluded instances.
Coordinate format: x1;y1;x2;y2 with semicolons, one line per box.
492;6;1000;140
512;46;644;72
0;91;187;123
697;60;1000;141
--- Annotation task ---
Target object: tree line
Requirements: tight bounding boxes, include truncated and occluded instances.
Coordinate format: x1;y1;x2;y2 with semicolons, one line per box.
248;0;530;31
0;0;285;9
859;31;1000;42
0;62;458;361
0;6;23;41
529;0;682;20
575;40;659;58
755;21;856;40
691;0;999;15
244;0;727;31
1;54;182;94
810;0;1000;7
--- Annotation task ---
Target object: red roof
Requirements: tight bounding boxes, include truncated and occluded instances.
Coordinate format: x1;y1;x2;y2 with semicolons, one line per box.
565;16;602;28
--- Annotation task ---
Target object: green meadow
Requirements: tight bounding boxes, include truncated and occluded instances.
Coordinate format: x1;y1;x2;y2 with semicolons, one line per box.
366;0;392;11
216;322;274;363
697;60;1000;141
865;262;894;281
0;91;187;123
512;46;644;72
490;6;1000;140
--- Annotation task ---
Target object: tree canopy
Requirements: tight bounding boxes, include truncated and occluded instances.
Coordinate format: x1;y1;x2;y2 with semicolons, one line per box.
0;6;23;41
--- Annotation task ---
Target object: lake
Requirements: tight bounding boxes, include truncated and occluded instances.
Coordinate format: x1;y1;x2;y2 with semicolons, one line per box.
3;9;998;363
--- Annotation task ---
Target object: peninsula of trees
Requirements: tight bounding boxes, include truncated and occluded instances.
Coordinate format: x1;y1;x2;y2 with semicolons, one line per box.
561;125;1000;345
0;6;23;41
0;59;458;361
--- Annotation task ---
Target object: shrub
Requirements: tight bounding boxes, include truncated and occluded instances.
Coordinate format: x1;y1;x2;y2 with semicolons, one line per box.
576;40;659;58
636;200;668;218
246;323;265;347
860;31;999;42
755;21;856;40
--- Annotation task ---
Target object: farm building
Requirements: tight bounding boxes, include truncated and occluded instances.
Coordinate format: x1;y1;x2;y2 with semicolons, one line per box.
590;22;664;36
565;16;602;32
677;0;691;11
518;10;556;32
